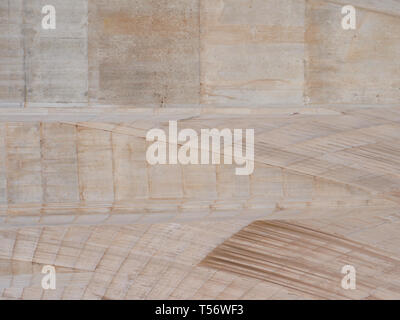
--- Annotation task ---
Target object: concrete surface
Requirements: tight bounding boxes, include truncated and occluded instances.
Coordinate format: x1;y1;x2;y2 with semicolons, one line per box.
0;0;400;300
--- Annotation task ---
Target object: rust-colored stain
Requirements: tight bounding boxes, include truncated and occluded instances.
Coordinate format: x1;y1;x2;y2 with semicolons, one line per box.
103;13;196;36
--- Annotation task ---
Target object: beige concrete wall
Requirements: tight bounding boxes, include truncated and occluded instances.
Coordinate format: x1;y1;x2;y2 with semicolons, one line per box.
1;0;399;109
1;0;400;300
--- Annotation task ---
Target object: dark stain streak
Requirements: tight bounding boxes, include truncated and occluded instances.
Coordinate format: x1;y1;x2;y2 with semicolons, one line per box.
200;220;400;299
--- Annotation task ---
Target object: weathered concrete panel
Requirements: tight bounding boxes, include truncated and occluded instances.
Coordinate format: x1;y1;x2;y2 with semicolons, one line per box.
6;123;42;204
0;0;24;106
23;0;88;106
0;125;7;204
148;165;183;199
112;133;149;201
42;123;79;203
76;126;114;203
216;164;250;199
183;165;217;199
88;0;200;106
201;0;305;107
305;0;400;105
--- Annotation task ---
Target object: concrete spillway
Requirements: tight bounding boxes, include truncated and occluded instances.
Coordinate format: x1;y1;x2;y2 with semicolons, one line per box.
0;0;400;300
